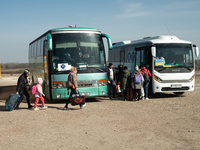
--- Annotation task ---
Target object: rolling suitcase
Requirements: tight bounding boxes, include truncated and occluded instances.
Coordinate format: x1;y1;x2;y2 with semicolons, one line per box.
5;93;21;111
127;88;135;101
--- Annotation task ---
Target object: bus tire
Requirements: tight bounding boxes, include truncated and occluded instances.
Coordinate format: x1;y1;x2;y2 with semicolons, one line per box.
173;92;184;97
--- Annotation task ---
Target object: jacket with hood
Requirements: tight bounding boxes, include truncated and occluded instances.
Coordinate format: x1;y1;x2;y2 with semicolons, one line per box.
132;70;144;89
120;69;130;90
67;71;78;89
140;67;151;82
35;78;44;97
16;70;29;93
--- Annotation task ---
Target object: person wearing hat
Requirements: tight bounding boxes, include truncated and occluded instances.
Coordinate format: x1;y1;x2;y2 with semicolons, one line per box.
132;65;144;101
107;63;116;99
16;69;33;109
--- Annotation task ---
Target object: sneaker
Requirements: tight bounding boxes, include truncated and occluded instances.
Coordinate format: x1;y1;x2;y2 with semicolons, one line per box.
42;106;48;109
63;107;70;110
80;104;86;109
109;96;112;100
34;107;39;111
113;96;117;98
146;97;149;100
142;97;144;100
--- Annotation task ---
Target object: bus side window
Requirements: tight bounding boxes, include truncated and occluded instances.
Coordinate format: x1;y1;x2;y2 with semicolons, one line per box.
141;49;146;65
136;50;140;67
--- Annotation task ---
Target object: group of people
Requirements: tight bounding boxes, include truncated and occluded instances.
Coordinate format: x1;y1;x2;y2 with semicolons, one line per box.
15;67;86;110
15;64;151;110
107;63;151;101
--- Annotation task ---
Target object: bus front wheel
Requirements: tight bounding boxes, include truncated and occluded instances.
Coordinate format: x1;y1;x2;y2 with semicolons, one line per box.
173;92;184;97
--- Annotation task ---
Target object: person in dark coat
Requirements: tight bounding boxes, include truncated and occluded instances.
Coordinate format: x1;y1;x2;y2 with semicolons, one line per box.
115;64;123;84
120;66;130;100
16;69;33;109
107;63;116;99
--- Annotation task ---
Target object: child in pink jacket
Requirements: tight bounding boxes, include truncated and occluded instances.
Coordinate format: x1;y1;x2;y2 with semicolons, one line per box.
34;78;48;110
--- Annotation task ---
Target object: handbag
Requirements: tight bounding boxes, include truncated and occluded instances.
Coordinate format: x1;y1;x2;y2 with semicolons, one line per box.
70;91;85;106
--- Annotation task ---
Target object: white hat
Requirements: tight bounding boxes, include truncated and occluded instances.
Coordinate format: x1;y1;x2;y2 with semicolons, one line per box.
135;65;139;71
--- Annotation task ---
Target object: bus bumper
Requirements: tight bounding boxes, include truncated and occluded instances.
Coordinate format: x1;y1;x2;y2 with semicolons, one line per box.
51;86;107;100
153;80;195;93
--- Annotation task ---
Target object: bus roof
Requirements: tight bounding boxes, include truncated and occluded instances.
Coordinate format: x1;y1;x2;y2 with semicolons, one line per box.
50;27;101;32
30;27;101;45
113;35;192;47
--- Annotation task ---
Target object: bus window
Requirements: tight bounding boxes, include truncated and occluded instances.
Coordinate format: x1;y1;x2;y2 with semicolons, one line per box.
141;49;146;65
136;50;140;67
120;51;125;64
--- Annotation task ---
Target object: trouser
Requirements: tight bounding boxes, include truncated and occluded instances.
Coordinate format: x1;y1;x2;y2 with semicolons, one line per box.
143;82;149;98
135;89;141;100
123;89;127;100
16;91;31;108
34;96;45;108
65;88;84;108
108;80;115;97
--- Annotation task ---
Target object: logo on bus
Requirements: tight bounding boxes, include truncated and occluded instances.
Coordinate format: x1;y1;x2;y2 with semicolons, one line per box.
61;64;66;69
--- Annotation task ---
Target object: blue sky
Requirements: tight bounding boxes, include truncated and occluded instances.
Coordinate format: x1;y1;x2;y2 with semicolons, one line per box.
0;0;200;63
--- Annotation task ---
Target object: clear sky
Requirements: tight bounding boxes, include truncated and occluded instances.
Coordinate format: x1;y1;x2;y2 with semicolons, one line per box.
0;0;200;63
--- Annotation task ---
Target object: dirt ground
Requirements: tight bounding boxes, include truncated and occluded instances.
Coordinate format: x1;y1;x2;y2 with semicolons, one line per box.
0;74;200;150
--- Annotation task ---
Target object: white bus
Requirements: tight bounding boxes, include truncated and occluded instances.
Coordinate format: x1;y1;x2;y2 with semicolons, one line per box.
109;35;199;96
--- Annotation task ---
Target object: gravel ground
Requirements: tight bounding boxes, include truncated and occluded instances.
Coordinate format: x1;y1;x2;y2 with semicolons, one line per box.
0;74;200;150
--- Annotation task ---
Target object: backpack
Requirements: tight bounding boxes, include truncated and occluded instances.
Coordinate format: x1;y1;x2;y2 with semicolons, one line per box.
134;74;141;84
143;71;150;83
31;85;37;95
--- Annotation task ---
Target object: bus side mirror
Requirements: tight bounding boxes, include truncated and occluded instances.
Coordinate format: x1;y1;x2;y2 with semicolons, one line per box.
47;33;53;51
151;46;156;57
102;33;113;50
195;47;199;57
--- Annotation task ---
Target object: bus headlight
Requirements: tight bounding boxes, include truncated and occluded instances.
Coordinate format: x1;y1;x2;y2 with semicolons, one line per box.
99;79;107;86
53;82;64;88
154;75;162;83
189;74;195;82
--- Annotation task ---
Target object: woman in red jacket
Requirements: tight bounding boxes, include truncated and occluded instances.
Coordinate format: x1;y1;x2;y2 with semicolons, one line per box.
140;65;151;100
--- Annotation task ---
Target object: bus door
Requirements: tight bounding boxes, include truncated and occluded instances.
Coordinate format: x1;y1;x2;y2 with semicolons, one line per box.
135;46;152;91
43;39;51;99
120;50;125;65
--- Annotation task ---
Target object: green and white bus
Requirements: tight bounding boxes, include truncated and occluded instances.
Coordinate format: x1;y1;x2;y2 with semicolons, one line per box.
29;27;113;100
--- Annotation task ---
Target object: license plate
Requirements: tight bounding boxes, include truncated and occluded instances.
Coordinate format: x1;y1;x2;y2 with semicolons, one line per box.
171;84;182;88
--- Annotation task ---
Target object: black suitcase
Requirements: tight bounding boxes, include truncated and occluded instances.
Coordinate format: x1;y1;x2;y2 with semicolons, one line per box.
5;94;21;111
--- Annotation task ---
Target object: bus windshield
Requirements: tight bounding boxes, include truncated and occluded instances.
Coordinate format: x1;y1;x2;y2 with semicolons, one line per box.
51;33;106;73
154;43;194;70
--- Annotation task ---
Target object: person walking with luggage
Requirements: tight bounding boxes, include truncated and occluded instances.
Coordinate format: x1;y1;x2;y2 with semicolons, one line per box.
120;66;130;101
63;66;86;110
132;65;144;101
16;69;33;109
107;63;116;100
140;65;151;100
33;78;48;111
